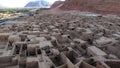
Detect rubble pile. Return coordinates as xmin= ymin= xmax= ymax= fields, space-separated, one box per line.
xmin=0 ymin=11 xmax=120 ymax=68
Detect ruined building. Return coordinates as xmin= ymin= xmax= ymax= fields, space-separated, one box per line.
xmin=0 ymin=11 xmax=120 ymax=68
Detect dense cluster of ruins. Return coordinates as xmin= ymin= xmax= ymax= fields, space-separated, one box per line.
xmin=0 ymin=11 xmax=120 ymax=68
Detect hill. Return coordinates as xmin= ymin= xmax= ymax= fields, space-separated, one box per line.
xmin=52 ymin=0 xmax=120 ymax=14
xmin=51 ymin=1 xmax=64 ymax=9
xmin=25 ymin=0 xmax=50 ymax=8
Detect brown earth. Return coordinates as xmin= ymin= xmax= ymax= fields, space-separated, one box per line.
xmin=51 ymin=0 xmax=120 ymax=14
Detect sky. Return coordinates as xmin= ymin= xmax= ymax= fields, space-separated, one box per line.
xmin=0 ymin=0 xmax=62 ymax=7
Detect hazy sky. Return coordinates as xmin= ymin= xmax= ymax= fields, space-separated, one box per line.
xmin=0 ymin=0 xmax=63 ymax=7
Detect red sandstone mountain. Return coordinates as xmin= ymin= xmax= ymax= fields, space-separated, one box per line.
xmin=51 ymin=1 xmax=64 ymax=9
xmin=52 ymin=0 xmax=120 ymax=14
